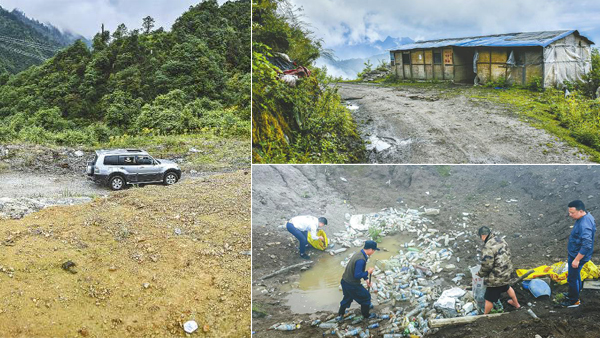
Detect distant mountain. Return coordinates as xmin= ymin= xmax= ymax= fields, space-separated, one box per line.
xmin=316 ymin=53 xmax=391 ymax=79
xmin=317 ymin=36 xmax=414 ymax=79
xmin=330 ymin=36 xmax=414 ymax=60
xmin=0 ymin=6 xmax=88 ymax=74
xmin=11 ymin=9 xmax=90 ymax=47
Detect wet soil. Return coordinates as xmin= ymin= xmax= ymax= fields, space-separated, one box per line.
xmin=336 ymin=83 xmax=592 ymax=164
xmin=252 ymin=165 xmax=600 ymax=337
xmin=0 ymin=171 xmax=251 ymax=337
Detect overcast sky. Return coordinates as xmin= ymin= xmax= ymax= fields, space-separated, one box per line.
xmin=0 ymin=0 xmax=225 ymax=38
xmin=288 ymin=0 xmax=600 ymax=51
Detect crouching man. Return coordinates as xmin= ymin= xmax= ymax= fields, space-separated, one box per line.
xmin=477 ymin=226 xmax=521 ymax=314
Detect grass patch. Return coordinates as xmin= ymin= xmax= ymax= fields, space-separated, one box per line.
xmin=469 ymin=87 xmax=600 ymax=162
xmin=436 ymin=165 xmax=452 ymax=177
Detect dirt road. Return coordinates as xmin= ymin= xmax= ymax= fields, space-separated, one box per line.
xmin=252 ymin=165 xmax=600 ymax=338
xmin=337 ymin=83 xmax=592 ymax=164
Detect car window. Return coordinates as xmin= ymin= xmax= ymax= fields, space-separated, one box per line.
xmin=103 ymin=155 xmax=119 ymax=165
xmin=119 ymin=155 xmax=136 ymax=165
xmin=136 ymin=155 xmax=152 ymax=165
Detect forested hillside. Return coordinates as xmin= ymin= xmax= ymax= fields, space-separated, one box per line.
xmin=252 ymin=0 xmax=365 ymax=163
xmin=0 ymin=0 xmax=250 ymax=146
xmin=0 ymin=6 xmax=77 ymax=73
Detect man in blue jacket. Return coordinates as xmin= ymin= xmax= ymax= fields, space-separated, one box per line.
xmin=561 ymin=200 xmax=596 ymax=307
xmin=337 ymin=240 xmax=379 ymax=320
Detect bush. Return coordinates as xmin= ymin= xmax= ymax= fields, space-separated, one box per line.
xmin=0 ymin=124 xmax=15 ymax=142
xmin=135 ymin=90 xmax=199 ymax=134
xmin=18 ymin=126 xmax=52 ymax=144
xmin=30 ymin=107 xmax=72 ymax=131
xmin=53 ymin=129 xmax=95 ymax=146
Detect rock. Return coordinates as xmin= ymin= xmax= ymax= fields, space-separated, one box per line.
xmin=189 ymin=147 xmax=200 ymax=153
xmin=190 ymin=169 xmax=198 ymax=174
xmin=73 ymin=150 xmax=85 ymax=157
xmin=61 ymin=260 xmax=77 ymax=274
xmin=183 ymin=320 xmax=198 ymax=334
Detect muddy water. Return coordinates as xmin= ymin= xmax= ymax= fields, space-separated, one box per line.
xmin=284 ymin=234 xmax=415 ymax=314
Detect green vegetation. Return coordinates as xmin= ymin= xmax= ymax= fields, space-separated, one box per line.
xmin=472 ymin=87 xmax=600 ymax=161
xmin=368 ymin=225 xmax=383 ymax=243
xmin=436 ymin=165 xmax=452 ymax=177
xmin=0 ymin=0 xmax=250 ymax=154
xmin=252 ymin=0 xmax=365 ymax=163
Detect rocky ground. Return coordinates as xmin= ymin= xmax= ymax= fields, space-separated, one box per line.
xmin=336 ymin=83 xmax=592 ymax=164
xmin=252 ymin=165 xmax=600 ymax=338
xmin=0 ymin=170 xmax=251 ymax=337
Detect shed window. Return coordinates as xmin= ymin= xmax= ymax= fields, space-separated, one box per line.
xmin=433 ymin=51 xmax=442 ymax=64
xmin=402 ymin=53 xmax=411 ymax=65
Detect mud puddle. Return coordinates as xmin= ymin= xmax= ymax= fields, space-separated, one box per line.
xmin=345 ymin=100 xmax=415 ymax=162
xmin=283 ymin=234 xmax=414 ymax=314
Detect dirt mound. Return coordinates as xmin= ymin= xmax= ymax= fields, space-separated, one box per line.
xmin=0 ymin=171 xmax=251 ymax=337
xmin=252 ymin=165 xmax=600 ymax=337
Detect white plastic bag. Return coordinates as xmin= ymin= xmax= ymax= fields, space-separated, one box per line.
xmin=470 ymin=265 xmax=486 ymax=313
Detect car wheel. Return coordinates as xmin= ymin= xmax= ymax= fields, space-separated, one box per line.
xmin=109 ymin=175 xmax=125 ymax=191
xmin=164 ymin=172 xmax=178 ymax=185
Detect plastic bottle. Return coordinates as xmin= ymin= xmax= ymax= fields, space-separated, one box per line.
xmin=380 ymin=314 xmax=391 ymax=320
xmin=345 ymin=328 xmax=361 ymax=336
xmin=368 ymin=323 xmax=380 ymax=329
xmin=275 ymin=324 xmax=297 ymax=331
xmin=311 ymin=319 xmax=322 ymax=326
xmin=319 ymin=322 xmax=338 ymax=329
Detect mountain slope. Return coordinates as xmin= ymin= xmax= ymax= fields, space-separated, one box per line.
xmin=0 ymin=0 xmax=250 ymax=146
xmin=316 ymin=52 xmax=391 ymax=79
xmin=319 ymin=36 xmax=414 ymax=79
xmin=0 ymin=6 xmax=85 ymax=73
xmin=11 ymin=9 xmax=90 ymax=46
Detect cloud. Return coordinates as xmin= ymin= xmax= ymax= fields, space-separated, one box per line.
xmin=288 ymin=0 xmax=600 ymax=54
xmin=0 ymin=0 xmax=227 ymax=38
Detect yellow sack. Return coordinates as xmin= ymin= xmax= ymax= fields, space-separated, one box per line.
xmin=516 ymin=261 xmax=599 ymax=285
xmin=307 ymin=229 xmax=328 ymax=250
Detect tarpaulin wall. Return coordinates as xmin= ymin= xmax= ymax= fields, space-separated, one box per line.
xmin=543 ymin=35 xmax=592 ymax=88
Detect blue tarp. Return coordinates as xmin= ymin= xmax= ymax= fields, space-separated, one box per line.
xmin=390 ymin=30 xmax=594 ymax=51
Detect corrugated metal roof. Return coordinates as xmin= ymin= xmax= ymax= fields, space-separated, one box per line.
xmin=390 ymin=30 xmax=594 ymax=51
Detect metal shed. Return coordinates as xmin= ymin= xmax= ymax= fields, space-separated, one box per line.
xmin=389 ymin=30 xmax=594 ymax=88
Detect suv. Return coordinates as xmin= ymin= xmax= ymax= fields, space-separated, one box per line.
xmin=86 ymin=149 xmax=182 ymax=190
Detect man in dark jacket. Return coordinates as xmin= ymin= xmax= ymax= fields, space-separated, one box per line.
xmin=561 ymin=200 xmax=596 ymax=308
xmin=336 ymin=240 xmax=379 ymax=320
xmin=477 ymin=226 xmax=520 ymax=314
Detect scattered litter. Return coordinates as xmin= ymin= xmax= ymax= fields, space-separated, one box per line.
xmin=340 ymin=177 xmax=348 ymax=182
xmin=183 ymin=320 xmax=198 ymax=333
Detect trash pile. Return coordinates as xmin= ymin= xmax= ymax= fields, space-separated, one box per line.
xmin=271 ymin=207 xmax=493 ymax=337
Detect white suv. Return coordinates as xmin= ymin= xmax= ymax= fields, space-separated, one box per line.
xmin=86 ymin=149 xmax=182 ymax=190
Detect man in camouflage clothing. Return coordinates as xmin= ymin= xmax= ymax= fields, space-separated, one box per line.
xmin=477 ymin=226 xmax=521 ymax=314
